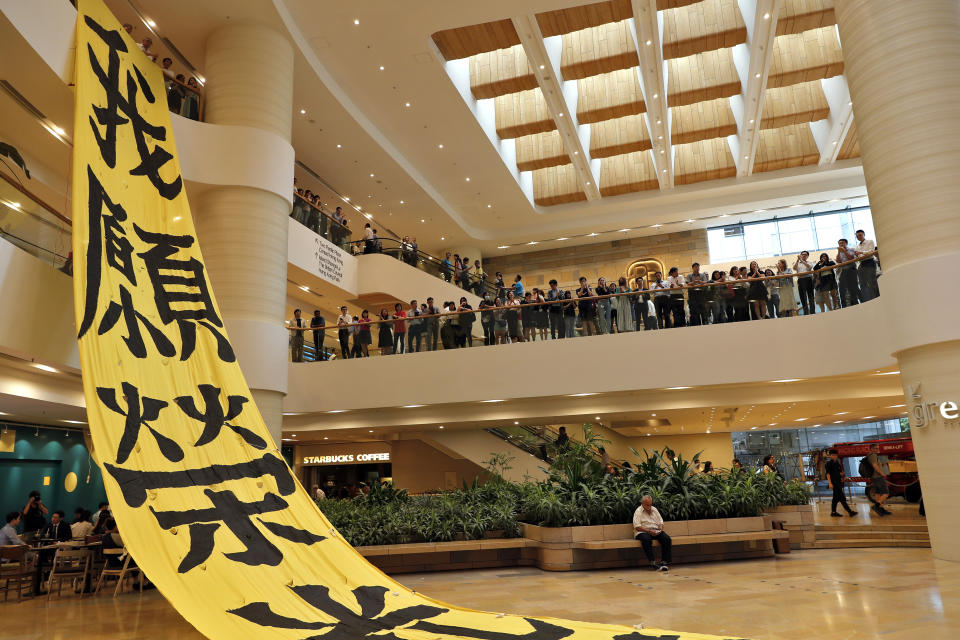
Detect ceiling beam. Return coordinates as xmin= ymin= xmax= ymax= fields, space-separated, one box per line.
xmin=630 ymin=0 xmax=672 ymax=188
xmin=730 ymin=0 xmax=781 ymax=176
xmin=811 ymin=75 xmax=854 ymax=164
xmin=511 ymin=15 xmax=602 ymax=201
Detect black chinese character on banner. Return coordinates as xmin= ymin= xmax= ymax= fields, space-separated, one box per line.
xmin=103 ymin=453 xmax=321 ymax=573
xmin=78 ymin=167 xmax=177 ymax=359
xmin=84 ymin=15 xmax=182 ymax=199
xmin=150 ymin=489 xmax=325 ymax=572
xmin=97 ymin=381 xmax=182 ymax=464
xmin=231 ymin=584 xmax=576 ymax=640
xmin=134 ymin=226 xmax=236 ymax=362
xmin=175 ymin=384 xmax=265 ymax=450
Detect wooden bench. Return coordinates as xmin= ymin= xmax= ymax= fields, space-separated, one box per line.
xmin=575 ymin=529 xmax=790 ymax=550
xmin=357 ymin=538 xmax=533 ymax=574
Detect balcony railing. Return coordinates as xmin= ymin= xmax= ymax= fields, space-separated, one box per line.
xmin=289 ymin=194 xmax=353 ymax=251
xmin=0 ymin=172 xmax=71 ymax=271
xmin=286 ymin=251 xmax=881 ymax=362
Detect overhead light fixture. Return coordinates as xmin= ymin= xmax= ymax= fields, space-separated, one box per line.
xmin=402 ymin=404 xmax=424 ymax=408
xmin=481 ymin=399 xmax=504 ymax=403
xmin=405 ymin=102 xmax=411 ymax=107
xmin=379 ymin=65 xmax=385 ymax=71
xmin=556 ymin=237 xmax=568 ymax=241
xmin=662 ymin=169 xmax=667 ymax=173
xmin=835 ymin=412 xmax=848 ymax=415
xmin=585 ymin=181 xmax=591 ymax=185
xmin=863 ymin=416 xmax=876 ymax=419
xmin=755 ymin=73 xmax=761 ymax=78
xmin=666 ymin=386 xmax=690 ymax=390
xmin=594 ymin=416 xmax=601 ymax=420
xmin=558 ymin=112 xmax=564 ymax=117
xmin=875 ymin=371 xmax=900 ymax=376
xmin=344 ymin=197 xmax=350 ymax=201
xmin=438 ymin=144 xmax=444 ymax=149
xmin=656 ymin=119 xmax=661 ymax=125
xmin=574 ymin=151 xmax=579 ymax=155
xmin=744 ymin=155 xmax=749 ymax=160
xmin=323 ymin=436 xmax=329 ymax=440
xmin=62 ymin=420 xmax=86 ymax=425
xmin=336 ymin=144 xmax=341 ymax=148
xmin=52 ymin=125 xmax=66 ymax=135
xmin=887 ymin=404 xmax=905 ymax=408
xmin=354 ymin=18 xmax=360 ymax=25
xmin=772 ymin=379 xmax=801 ymax=383
xmin=420 ymin=218 xmax=425 ymax=223
xmin=748 ymin=119 xmax=755 ymax=124
xmin=763 ymin=12 xmax=770 ymax=19
xmin=299 ymin=285 xmax=310 ymax=292
xmin=400 ymin=200 xmax=405 ymax=204
xmin=619 ymin=228 xmax=630 ymax=233
xmin=833 ymin=420 xmax=843 ymax=424
xmin=327 ymin=410 xmax=348 ymax=414
xmin=658 ymin=135 xmax=663 ymax=140
xmin=646 ymin=40 xmax=652 ymax=46
xmin=569 ymin=393 xmax=597 ymax=397
xmin=848 ymin=101 xmax=853 ymax=106
xmin=647 ymin=432 xmax=652 ymax=436
xmin=32 ymin=364 xmax=58 ymax=373
xmin=369 ymin=173 xmax=375 ymax=177
xmin=652 ymin=93 xmax=658 ymax=99
xmin=587 ymin=232 xmax=598 ymax=237
xmin=439 ymin=425 xmax=444 ymax=429
xmin=686 ymin=219 xmax=695 ymax=223
xmin=368 ymin=429 xmax=374 ymax=433
xmin=300 ymin=109 xmax=306 ymax=114
xmin=539 ymin=64 xmax=545 ymax=70
xmin=769 ymin=423 xmax=776 ymax=426
xmin=527 ymin=241 xmax=538 ymax=245
xmin=651 ymin=413 xmax=656 ymax=417
xmin=651 ymin=224 xmax=662 ymax=228
xmin=660 ymin=149 xmax=665 ymax=154
xmin=832 ymin=140 xmax=838 ymax=145
xmin=441 ymin=236 xmax=445 ymax=241
xmin=498 ymin=245 xmax=509 ymax=249
xmin=794 ymin=418 xmax=807 ymax=422
xmin=146 ymin=18 xmax=156 ymax=27
xmin=487 ymin=204 xmax=492 ymax=208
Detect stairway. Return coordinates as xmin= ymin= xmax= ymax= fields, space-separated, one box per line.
xmin=813 ymin=522 xmax=930 ymax=549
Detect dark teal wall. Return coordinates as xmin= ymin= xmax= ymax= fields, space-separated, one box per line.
xmin=0 ymin=425 xmax=107 ymax=525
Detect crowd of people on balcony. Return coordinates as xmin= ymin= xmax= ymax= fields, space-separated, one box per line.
xmin=288 ymin=230 xmax=879 ymax=361
xmin=120 ymin=22 xmax=203 ymax=121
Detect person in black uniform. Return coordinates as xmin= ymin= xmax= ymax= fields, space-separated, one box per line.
xmin=825 ymin=449 xmax=857 ymax=517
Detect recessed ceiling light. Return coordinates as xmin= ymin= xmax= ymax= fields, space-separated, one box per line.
xmin=794 ymin=418 xmax=807 ymax=421
xmin=32 ymin=364 xmax=57 ymax=373
xmin=336 ymin=144 xmax=342 ymax=148
xmin=146 ymin=18 xmax=156 ymax=27
xmin=744 ymin=155 xmax=749 ymax=160
xmin=660 ymin=149 xmax=665 ymax=154
xmin=344 ymin=197 xmax=350 ymax=201
xmin=299 ymin=285 xmax=309 ymax=292
xmin=662 ymin=169 xmax=667 ymax=173
xmin=556 ymin=237 xmax=568 ymax=241
xmin=658 ymin=135 xmax=663 ymax=140
xmin=558 ymin=112 xmax=564 ymax=117
xmin=439 ymin=425 xmax=444 ymax=429
xmin=656 ymin=119 xmax=662 ymax=125
xmin=569 ymin=393 xmax=597 ymax=397
xmin=62 ymin=420 xmax=86 ymax=425
xmin=487 ymin=204 xmax=492 ymax=208
xmin=574 ymin=150 xmax=579 ymax=155
xmin=586 ymin=181 xmax=591 ymax=185
xmin=763 ymin=12 xmax=770 ymax=19
xmin=368 ymin=429 xmax=374 ymax=433
xmin=420 ymin=219 xmax=425 ymax=223
xmin=52 ymin=125 xmax=66 ymax=135
xmin=773 ymin=379 xmax=801 ymax=383
xmin=833 ymin=420 xmax=843 ymax=424
xmin=832 ymin=140 xmax=838 ymax=145
xmin=595 ymin=416 xmax=601 ymax=420
xmin=369 ymin=173 xmax=375 ymax=177
xmin=647 ymin=432 xmax=652 ymax=436
xmin=652 ymin=93 xmax=658 ymax=99
xmin=667 ymin=386 xmax=691 ymax=390
xmin=465 ymin=177 xmax=470 ymax=182
xmin=686 ymin=219 xmax=694 ymax=223
xmin=402 ymin=404 xmax=424 ymax=408
xmin=587 ymin=232 xmax=598 ymax=237
xmin=539 ymin=64 xmax=545 ymax=70
xmin=514 ymin=421 xmax=519 ymax=425
xmin=323 ymin=436 xmax=328 ymax=440
xmin=619 ymin=228 xmax=631 ymax=232
xmin=438 ymin=144 xmax=444 ymax=149
xmin=887 ymin=404 xmax=905 ymax=408
xmin=440 ymin=236 xmax=445 ymax=240
xmin=651 ymin=224 xmax=662 ymax=228
xmin=769 ymin=423 xmax=776 ymax=426
xmin=498 ymin=245 xmax=509 ymax=249
xmin=481 ymin=399 xmax=504 ymax=403
xmin=354 ymin=19 xmax=360 ymax=25
xmin=748 ymin=119 xmax=755 ymax=124
xmin=875 ymin=371 xmax=900 ymax=376
xmin=754 ymin=72 xmax=761 ymax=78
xmin=400 ymin=200 xmax=405 ymax=204
xmin=327 ymin=410 xmax=347 ymax=414
xmin=863 ymin=416 xmax=876 ymax=419
xmin=835 ymin=412 xmax=848 ymax=415
xmin=527 ymin=241 xmax=538 ymax=245
xmin=645 ymin=39 xmax=652 ymax=45
xmin=848 ymin=101 xmax=853 ymax=106
xmin=364 ymin=213 xmax=373 ymax=219
xmin=379 ymin=65 xmax=385 ymax=71
xmin=405 ymin=102 xmax=411 ymax=107
xmin=300 ymin=109 xmax=306 ymax=114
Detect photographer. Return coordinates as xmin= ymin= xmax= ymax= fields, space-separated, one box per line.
xmin=22 ymin=490 xmax=48 ymax=534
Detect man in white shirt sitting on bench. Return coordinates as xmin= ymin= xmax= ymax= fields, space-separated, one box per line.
xmin=634 ymin=495 xmax=672 ymax=571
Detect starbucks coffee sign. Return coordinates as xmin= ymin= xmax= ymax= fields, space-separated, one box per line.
xmin=302 ymin=452 xmax=390 ymax=465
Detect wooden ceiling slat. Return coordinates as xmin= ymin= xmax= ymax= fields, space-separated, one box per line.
xmin=666 ymin=47 xmax=741 ymax=107
xmin=753 ymin=123 xmax=821 ymax=173
xmin=590 ymin=114 xmax=652 ymax=158
xmin=670 ymin=96 xmax=737 ymax=145
xmin=767 ymin=26 xmax=844 ymax=89
xmin=495 ymin=88 xmax=557 ymax=139
xmin=532 ymin=164 xmax=587 ymax=206
xmin=516 ymin=130 xmax=570 ymax=171
xmin=778 ymin=0 xmax=835 ymax=36
xmin=599 ymin=151 xmax=660 ymax=196
xmin=432 ymin=19 xmax=520 ymax=60
xmin=760 ymin=80 xmax=830 ymax=129
xmin=470 ymin=45 xmax=538 ymax=100
xmin=674 ymin=137 xmax=736 ymax=185
xmin=837 ymin=118 xmax=860 ymax=160
xmin=662 ymin=0 xmax=747 ymax=59
xmin=561 ymin=21 xmax=639 ymax=80
xmin=536 ymin=0 xmax=632 ymax=38
xmin=577 ymin=68 xmax=647 ymax=124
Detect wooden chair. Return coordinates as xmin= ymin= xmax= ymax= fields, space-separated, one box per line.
xmin=46 ymin=547 xmax=91 ymax=600
xmin=95 ymin=548 xmax=143 ymax=597
xmin=0 ymin=545 xmax=35 ymax=602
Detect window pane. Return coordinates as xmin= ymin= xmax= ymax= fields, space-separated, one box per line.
xmin=776 ymin=217 xmax=816 ymax=255
xmin=707 ymin=227 xmax=746 ymax=263
xmin=813 ymin=212 xmax=846 ymax=251
xmin=743 ymin=221 xmax=779 ymax=259
xmin=851 ymin=209 xmax=877 ymax=244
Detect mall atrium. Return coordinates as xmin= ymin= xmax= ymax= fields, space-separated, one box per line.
xmin=0 ymin=0 xmax=958 ymax=638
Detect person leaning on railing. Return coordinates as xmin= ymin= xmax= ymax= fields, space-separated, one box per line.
xmin=285 ymin=248 xmax=879 ymax=360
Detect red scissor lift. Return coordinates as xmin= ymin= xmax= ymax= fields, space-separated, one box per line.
xmin=832 ymin=435 xmax=922 ymax=502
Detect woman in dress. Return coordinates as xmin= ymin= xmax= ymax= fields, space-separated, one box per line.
xmin=595 ymin=277 xmax=612 ymax=334
xmin=614 ymin=277 xmax=635 ymax=332
xmin=493 ymin=297 xmax=508 ymax=344
xmin=746 ymin=261 xmax=768 ymax=320
xmin=505 ymin=290 xmax=522 ymax=343
xmin=775 ymin=259 xmax=797 ymax=317
xmin=357 ymin=309 xmax=373 ymax=357
xmin=562 ymin=291 xmax=577 ymax=338
xmin=533 ymin=289 xmax=549 ymax=341
xmin=814 ymin=252 xmax=839 ymax=312
xmin=377 ymin=309 xmax=393 ymax=355
xmin=520 ymin=292 xmax=536 ymax=342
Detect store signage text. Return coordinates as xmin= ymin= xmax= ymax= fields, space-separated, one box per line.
xmin=302 ymin=452 xmax=391 ymax=465
xmin=909 ymin=383 xmax=959 ymax=428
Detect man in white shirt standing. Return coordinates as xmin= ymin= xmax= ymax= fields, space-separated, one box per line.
xmin=854 ymin=229 xmax=879 ymax=301
xmin=793 ymin=250 xmax=816 ymax=315
xmin=836 ymin=239 xmax=861 ymax=307
xmin=633 ymin=495 xmax=672 ymax=571
xmin=336 ymin=306 xmax=353 ymax=359
xmin=289 ymin=309 xmax=306 ymax=363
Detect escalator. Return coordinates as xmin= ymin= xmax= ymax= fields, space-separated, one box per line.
xmin=484 ymin=424 xmax=615 ymax=469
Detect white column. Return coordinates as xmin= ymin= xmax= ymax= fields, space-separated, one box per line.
xmin=194 ymin=24 xmax=294 ymax=446
xmin=836 ymin=0 xmax=960 ymax=561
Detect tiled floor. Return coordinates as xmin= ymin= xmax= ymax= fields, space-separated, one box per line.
xmin=5 ymin=546 xmax=958 ymax=639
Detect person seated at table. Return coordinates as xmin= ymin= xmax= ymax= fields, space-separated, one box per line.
xmin=1 ymin=511 xmax=25 ymax=547
xmin=633 ymin=495 xmax=672 ymax=572
xmin=70 ymin=508 xmax=94 ymax=539
xmin=40 ymin=511 xmax=72 ymax=542
xmin=100 ymin=519 xmax=124 ymax=568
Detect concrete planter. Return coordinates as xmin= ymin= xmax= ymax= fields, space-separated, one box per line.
xmin=765 ymin=504 xmax=816 ymax=548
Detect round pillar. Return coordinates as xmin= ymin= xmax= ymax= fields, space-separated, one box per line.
xmin=195 ymin=24 xmax=294 ymax=445
xmin=836 ymin=0 xmax=960 ymax=560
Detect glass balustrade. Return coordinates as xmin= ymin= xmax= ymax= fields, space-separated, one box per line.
xmin=0 ymin=172 xmax=72 ymax=270
xmin=286 ymin=251 xmax=882 ymax=362
xmin=290 ymin=194 xmax=354 ymax=251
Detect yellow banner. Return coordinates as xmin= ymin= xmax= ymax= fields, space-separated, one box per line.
xmin=71 ymin=1 xmax=733 ymax=638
